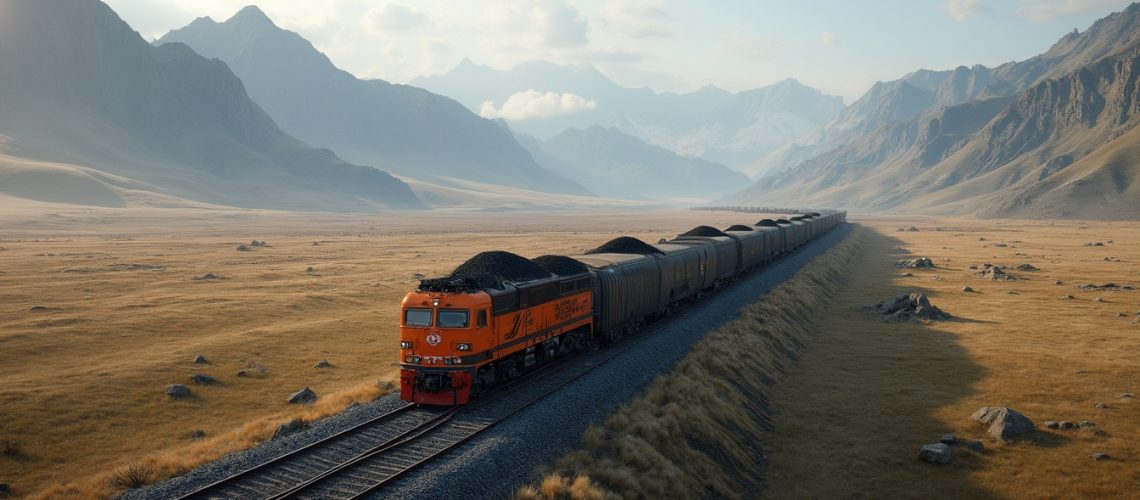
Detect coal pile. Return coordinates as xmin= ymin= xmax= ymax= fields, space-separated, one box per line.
xmin=725 ymin=224 xmax=754 ymax=232
xmin=451 ymin=251 xmax=553 ymax=282
xmin=678 ymin=226 xmax=728 ymax=237
xmin=756 ymin=219 xmax=779 ymax=227
xmin=532 ymin=255 xmax=589 ymax=276
xmin=587 ymin=236 xmax=664 ymax=255
xmin=864 ymin=292 xmax=951 ymax=322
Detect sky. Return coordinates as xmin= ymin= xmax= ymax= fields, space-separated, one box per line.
xmin=104 ymin=0 xmax=1135 ymax=103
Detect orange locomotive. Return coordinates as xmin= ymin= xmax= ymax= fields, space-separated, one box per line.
xmin=399 ymin=263 xmax=593 ymax=405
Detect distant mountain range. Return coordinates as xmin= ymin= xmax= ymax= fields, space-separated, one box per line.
xmin=516 ymin=126 xmax=751 ymax=201
xmin=0 ymin=0 xmax=423 ymax=211
xmin=412 ymin=61 xmax=844 ymax=177
xmin=733 ymin=2 xmax=1140 ymax=219
xmin=157 ymin=7 xmax=590 ymax=198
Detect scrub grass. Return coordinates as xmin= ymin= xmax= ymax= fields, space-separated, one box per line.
xmin=519 ymin=226 xmax=864 ymax=498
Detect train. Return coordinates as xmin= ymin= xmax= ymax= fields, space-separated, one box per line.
xmin=398 ymin=212 xmax=847 ymax=405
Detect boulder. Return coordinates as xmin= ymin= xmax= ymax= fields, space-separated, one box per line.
xmin=963 ymin=440 xmax=985 ymax=452
xmin=939 ymin=434 xmax=955 ymax=445
xmin=1079 ymin=420 xmax=1095 ymax=428
xmin=1092 ymin=452 xmax=1110 ymax=460
xmin=189 ymin=374 xmax=217 ymax=385
xmin=166 ymin=384 xmax=192 ymax=398
xmin=1059 ymin=421 xmax=1076 ymax=430
xmin=865 ymin=292 xmax=951 ymax=322
xmin=1094 ymin=402 xmax=1107 ymax=409
xmin=313 ymin=360 xmax=333 ymax=369
xmin=971 ymin=407 xmax=1035 ymax=441
xmin=272 ymin=419 xmax=306 ymax=439
xmin=897 ymin=258 xmax=934 ymax=269
xmin=962 ymin=286 xmax=974 ymax=293
xmin=1015 ymin=263 xmax=1039 ymax=271
xmin=287 ymin=387 xmax=317 ymax=404
xmin=1044 ymin=421 xmax=1059 ymax=429
xmin=236 ymin=244 xmax=250 ymax=251
xmin=918 ymin=443 xmax=952 ymax=464
xmin=193 ymin=354 xmax=208 ymax=364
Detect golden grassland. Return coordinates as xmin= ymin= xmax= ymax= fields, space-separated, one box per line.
xmin=0 ymin=204 xmax=772 ymax=498
xmin=523 ymin=218 xmax=1140 ymax=498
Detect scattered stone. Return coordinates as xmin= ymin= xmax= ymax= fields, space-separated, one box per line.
xmin=918 ymin=443 xmax=952 ymax=464
xmin=313 ymin=360 xmax=333 ymax=369
xmin=1121 ymin=393 xmax=1135 ymax=399
xmin=28 ymin=305 xmax=47 ymax=311
xmin=236 ymin=245 xmax=250 ymax=252
xmin=897 ymin=226 xmax=920 ymax=232
xmin=272 ymin=419 xmax=306 ymax=439
xmin=312 ymin=242 xmax=320 ymax=246
xmin=1080 ymin=283 xmax=1127 ymax=291
xmin=306 ymin=266 xmax=315 ymax=273
xmin=1086 ymin=242 xmax=1105 ymax=247
xmin=1079 ymin=420 xmax=1095 ymax=428
xmin=1015 ymin=263 xmax=1039 ymax=271
xmin=899 ymin=272 xmax=914 ymax=277
xmin=962 ymin=286 xmax=974 ymax=293
xmin=978 ymin=237 xmax=987 ymax=241
xmin=864 ymin=292 xmax=952 ymax=322
xmin=897 ymin=257 xmax=935 ymax=269
xmin=193 ymin=354 xmax=208 ymax=364
xmin=963 ymin=440 xmax=985 ymax=452
xmin=974 ymin=263 xmax=1018 ymax=281
xmin=166 ymin=384 xmax=192 ymax=399
xmin=1092 ymin=452 xmax=1110 ymax=460
xmin=939 ymin=434 xmax=956 ymax=445
xmin=1044 ymin=421 xmax=1059 ymax=429
xmin=189 ymin=374 xmax=217 ymax=385
xmin=287 ymin=387 xmax=318 ymax=404
xmin=971 ymin=406 xmax=1035 ymax=441
xmin=1060 ymin=421 xmax=1076 ymax=430
xmin=1007 ymin=290 xmax=1020 ymax=295
xmin=1094 ymin=402 xmax=1107 ymax=409
xmin=236 ymin=370 xmax=250 ymax=377
xmin=1055 ymin=280 xmax=1064 ymax=285
xmin=1094 ymin=297 xmax=1105 ymax=302
xmin=992 ymin=242 xmax=1008 ymax=248
xmin=191 ymin=273 xmax=222 ymax=281
xmin=1061 ymin=295 xmax=1075 ymax=300
xmin=250 ymin=240 xmax=265 ymax=247
xmin=969 ymin=265 xmax=979 ymax=270
xmin=186 ymin=430 xmax=206 ymax=440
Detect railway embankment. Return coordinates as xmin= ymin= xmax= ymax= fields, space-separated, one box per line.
xmin=518 ymin=225 xmax=864 ymax=498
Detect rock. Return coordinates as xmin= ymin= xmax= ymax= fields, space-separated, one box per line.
xmin=971 ymin=407 xmax=1035 ymax=441
xmin=1061 ymin=295 xmax=1075 ymax=300
xmin=1007 ymin=290 xmax=1020 ymax=295
xmin=287 ymin=387 xmax=317 ymax=404
xmin=236 ymin=244 xmax=250 ymax=251
xmin=189 ymin=374 xmax=217 ymax=385
xmin=312 ymin=241 xmax=320 ymax=246
xmin=962 ymin=286 xmax=974 ymax=293
xmin=1121 ymin=393 xmax=1135 ymax=399
xmin=975 ymin=263 xmax=1017 ymax=281
xmin=1079 ymin=420 xmax=1095 ymax=428
xmin=1060 ymin=421 xmax=1076 ymax=430
xmin=236 ymin=369 xmax=250 ymax=377
xmin=193 ymin=354 xmax=208 ymax=364
xmin=306 ymin=266 xmax=315 ymax=273
xmin=918 ymin=443 xmax=952 ymax=464
xmin=1015 ymin=263 xmax=1039 ymax=271
xmin=166 ymin=384 xmax=192 ymax=398
xmin=978 ymin=237 xmax=986 ymax=241
xmin=192 ymin=273 xmax=222 ymax=281
xmin=313 ymin=360 xmax=333 ymax=369
xmin=1086 ymin=242 xmax=1105 ymax=247
xmin=186 ymin=430 xmax=206 ymax=440
xmin=1044 ymin=421 xmax=1059 ymax=429
xmin=1094 ymin=297 xmax=1105 ymax=302
xmin=939 ymin=434 xmax=956 ymax=445
xmin=1055 ymin=280 xmax=1063 ymax=285
xmin=969 ymin=265 xmax=979 ymax=270
xmin=897 ymin=258 xmax=934 ymax=269
xmin=28 ymin=305 xmax=47 ymax=311
xmin=1092 ymin=452 xmax=1110 ymax=460
xmin=272 ymin=419 xmax=306 ymax=439
xmin=1094 ymin=402 xmax=1107 ymax=409
xmin=865 ymin=292 xmax=951 ymax=322
xmin=900 ymin=272 xmax=914 ymax=277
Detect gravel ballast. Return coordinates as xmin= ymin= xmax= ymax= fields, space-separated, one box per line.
xmin=129 ymin=224 xmax=851 ymax=500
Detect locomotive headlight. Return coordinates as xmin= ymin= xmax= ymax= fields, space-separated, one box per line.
xmin=400 ymin=340 xmax=413 ymax=349
xmin=432 ymin=298 xmax=440 ymax=307
xmin=456 ymin=343 xmax=471 ymax=351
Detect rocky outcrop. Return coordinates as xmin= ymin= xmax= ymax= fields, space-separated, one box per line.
xmin=971 ymin=407 xmax=1035 ymax=441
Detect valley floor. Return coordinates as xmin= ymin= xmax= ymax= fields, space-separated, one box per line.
xmin=0 ymin=204 xmax=769 ymax=498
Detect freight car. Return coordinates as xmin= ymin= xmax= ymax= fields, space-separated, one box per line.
xmin=399 ymin=211 xmax=846 ymax=405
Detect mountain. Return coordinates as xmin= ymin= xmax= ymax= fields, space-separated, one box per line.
xmin=734 ymin=2 xmax=1140 ymax=218
xmin=156 ymin=7 xmax=589 ymax=197
xmin=0 ymin=0 xmax=423 ymax=211
xmin=412 ymin=61 xmax=843 ymax=176
xmin=527 ymin=126 xmax=751 ymax=201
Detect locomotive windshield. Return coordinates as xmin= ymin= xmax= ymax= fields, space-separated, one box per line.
xmin=404 ymin=308 xmax=432 ymax=327
xmin=437 ymin=309 xmax=469 ymax=328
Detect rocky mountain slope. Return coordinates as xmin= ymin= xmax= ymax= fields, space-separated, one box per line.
xmin=735 ymin=3 xmax=1140 ymax=219
xmin=157 ymin=7 xmax=588 ymax=197
xmin=0 ymin=0 xmax=423 ymax=211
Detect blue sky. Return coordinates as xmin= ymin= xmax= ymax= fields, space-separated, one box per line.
xmin=105 ymin=0 xmax=1135 ymax=102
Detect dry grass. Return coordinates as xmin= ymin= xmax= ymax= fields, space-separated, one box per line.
xmin=519 ymin=226 xmax=864 ymax=499
xmin=0 ymin=206 xmax=777 ymax=498
xmin=761 ymin=217 xmax=1140 ymax=498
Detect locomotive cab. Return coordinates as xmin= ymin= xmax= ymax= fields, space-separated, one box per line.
xmin=399 ymin=279 xmax=494 ymax=405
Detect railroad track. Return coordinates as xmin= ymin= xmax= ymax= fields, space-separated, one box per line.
xmin=176 ymin=249 xmax=810 ymax=500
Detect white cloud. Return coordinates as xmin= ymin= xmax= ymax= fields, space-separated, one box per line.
xmin=820 ymin=31 xmax=838 ymax=46
xmin=485 ymin=0 xmax=589 ymax=48
xmin=479 ymin=90 xmax=597 ymax=120
xmin=1015 ymin=0 xmax=1126 ymax=22
xmin=942 ymin=0 xmax=984 ymax=21
xmin=366 ymin=4 xmax=429 ymax=32
xmin=599 ymin=0 xmax=670 ymax=38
